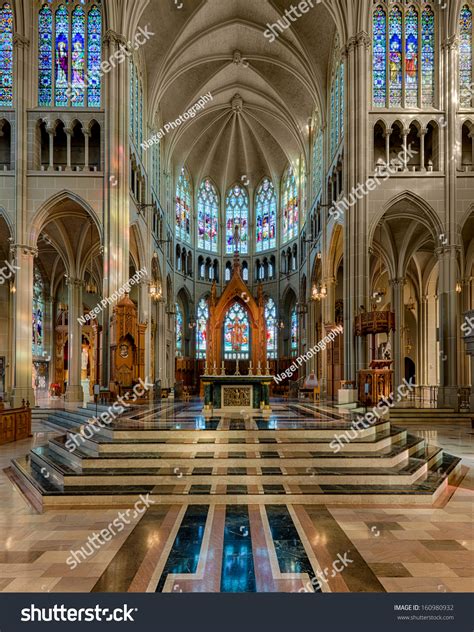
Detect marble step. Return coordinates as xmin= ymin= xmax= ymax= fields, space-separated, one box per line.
xmin=31 ymin=446 xmax=444 ymax=486
xmin=28 ymin=436 xmax=427 ymax=487
xmin=46 ymin=435 xmax=439 ymax=476
xmin=50 ymin=428 xmax=406 ymax=461
xmin=7 ymin=452 xmax=462 ymax=509
xmin=58 ymin=418 xmax=392 ymax=441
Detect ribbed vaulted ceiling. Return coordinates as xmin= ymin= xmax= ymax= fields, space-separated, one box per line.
xmin=138 ymin=0 xmax=337 ymax=192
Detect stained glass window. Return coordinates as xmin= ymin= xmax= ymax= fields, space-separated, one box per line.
xmin=300 ymin=158 xmax=307 ymax=223
xmin=226 ymin=184 xmax=249 ymax=255
xmin=312 ymin=129 xmax=323 ymax=201
xmin=339 ymin=63 xmax=344 ymax=139
xmin=373 ymin=6 xmax=387 ymax=107
xmin=87 ymin=5 xmax=101 ymax=107
xmin=197 ymin=179 xmax=219 ymax=253
xmin=0 ymin=3 xmax=13 ymax=107
xmin=373 ymin=3 xmax=435 ymax=108
xmin=129 ymin=61 xmax=135 ymax=137
xmin=32 ymin=267 xmax=45 ymax=357
xmin=330 ymin=81 xmax=336 ymax=156
xmin=330 ymin=52 xmax=344 ymax=158
xmin=224 ymin=302 xmax=250 ymax=360
xmin=290 ymin=307 xmax=298 ymax=355
xmin=460 ymin=5 xmax=473 ymax=107
xmin=255 ymin=177 xmax=277 ymax=252
xmin=55 ymin=5 xmax=69 ymax=107
xmin=176 ymin=168 xmax=192 ymax=243
xmin=151 ymin=137 xmax=160 ymax=198
xmin=389 ymin=7 xmax=402 ymax=107
xmin=281 ymin=166 xmax=298 ymax=243
xmin=39 ymin=5 xmax=53 ymax=107
xmin=405 ymin=6 xmax=418 ymax=107
xmin=196 ymin=298 xmax=208 ymax=359
xmin=421 ymin=7 xmax=435 ymax=107
xmin=265 ymin=298 xmax=277 ymax=359
xmin=38 ymin=2 xmax=102 ymax=108
xmin=176 ymin=303 xmax=183 ymax=356
xmin=71 ymin=6 xmax=85 ymax=106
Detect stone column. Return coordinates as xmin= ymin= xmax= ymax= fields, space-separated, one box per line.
xmin=343 ymin=33 xmax=371 ymax=382
xmin=384 ymin=129 xmax=392 ymax=165
xmin=390 ymin=278 xmax=405 ymax=389
xmin=139 ymin=279 xmax=152 ymax=382
xmin=101 ymin=30 xmax=131 ymax=386
xmin=64 ymin=278 xmax=84 ymax=405
xmin=11 ymin=33 xmax=33 ymax=406
xmin=419 ymin=128 xmax=427 ymax=172
xmin=436 ymin=245 xmax=460 ymax=409
xmin=48 ymin=296 xmax=56 ymax=387
xmin=436 ymin=33 xmax=460 ymax=410
xmin=461 ymin=309 xmax=474 ymax=411
xmin=402 ymin=129 xmax=409 ymax=171
xmin=46 ymin=125 xmax=55 ymax=171
xmin=83 ymin=128 xmax=90 ymax=171
xmin=11 ymin=246 xmax=35 ymax=407
xmin=65 ymin=126 xmax=72 ymax=171
xmin=418 ymin=294 xmax=429 ymax=386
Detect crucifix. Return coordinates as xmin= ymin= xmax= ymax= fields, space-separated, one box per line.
xmin=233 ymin=224 xmax=240 ymax=254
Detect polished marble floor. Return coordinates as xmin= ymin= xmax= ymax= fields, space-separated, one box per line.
xmin=0 ymin=404 xmax=473 ymax=593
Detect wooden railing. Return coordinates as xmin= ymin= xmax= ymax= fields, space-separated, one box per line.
xmin=0 ymin=400 xmax=32 ymax=445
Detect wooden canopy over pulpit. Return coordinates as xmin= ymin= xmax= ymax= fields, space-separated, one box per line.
xmin=110 ymin=294 xmax=147 ymax=394
xmin=206 ymin=255 xmax=267 ymax=372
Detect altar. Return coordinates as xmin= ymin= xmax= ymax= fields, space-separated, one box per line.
xmin=202 ymin=373 xmax=273 ymax=414
xmin=200 ymin=248 xmax=273 ymax=415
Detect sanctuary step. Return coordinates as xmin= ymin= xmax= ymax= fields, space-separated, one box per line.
xmin=389 ymin=408 xmax=473 ymax=423
xmin=8 ymin=403 xmax=463 ymax=511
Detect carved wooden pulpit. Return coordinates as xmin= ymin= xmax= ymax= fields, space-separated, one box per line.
xmin=110 ymin=294 xmax=147 ymax=388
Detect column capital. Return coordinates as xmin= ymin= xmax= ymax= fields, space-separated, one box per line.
xmin=389 ymin=277 xmax=406 ymax=288
xmin=442 ymin=35 xmax=458 ymax=51
xmin=66 ymin=277 xmax=84 ymax=288
xmin=103 ymin=29 xmax=128 ymax=47
xmin=345 ymin=31 xmax=370 ymax=54
xmin=434 ymin=244 xmax=461 ymax=259
xmin=10 ymin=243 xmax=37 ymax=258
xmin=13 ymin=33 xmax=29 ymax=49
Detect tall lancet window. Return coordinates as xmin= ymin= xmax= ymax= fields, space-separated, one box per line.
xmin=372 ymin=3 xmax=435 ymax=108
xmin=176 ymin=303 xmax=184 ymax=356
xmin=255 ymin=177 xmax=277 ymax=253
xmin=175 ymin=167 xmax=192 ymax=243
xmin=32 ymin=267 xmax=45 ymax=357
xmin=460 ymin=5 xmax=473 ymax=107
xmin=0 ymin=3 xmax=13 ymax=107
xmin=38 ymin=1 xmax=102 ymax=108
xmin=312 ymin=127 xmax=323 ymax=202
xmin=290 ymin=306 xmax=298 ymax=356
xmin=265 ymin=298 xmax=277 ymax=359
xmin=281 ymin=165 xmax=298 ymax=243
xmin=224 ymin=302 xmax=250 ymax=360
xmin=196 ymin=298 xmax=209 ymax=359
xmin=225 ymin=184 xmax=249 ymax=255
xmin=197 ymin=178 xmax=219 ymax=253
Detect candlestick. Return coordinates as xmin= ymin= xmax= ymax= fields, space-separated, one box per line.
xmin=221 ymin=361 xmax=226 ymax=376
xmin=256 ymin=361 xmax=262 ymax=376
xmin=248 ymin=360 xmax=253 ymax=376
